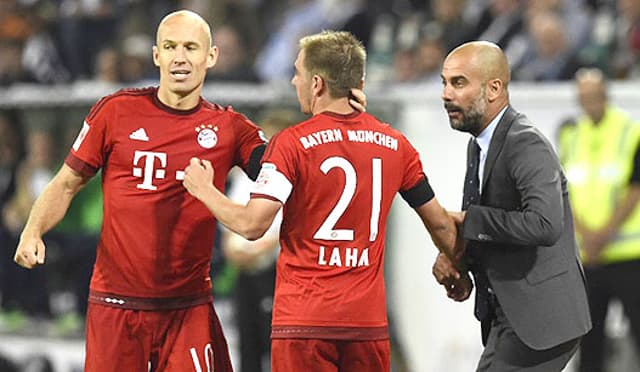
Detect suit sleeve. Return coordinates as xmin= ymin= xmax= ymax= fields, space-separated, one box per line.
xmin=464 ymin=130 xmax=564 ymax=247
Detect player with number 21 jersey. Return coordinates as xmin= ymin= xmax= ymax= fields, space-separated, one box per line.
xmin=252 ymin=110 xmax=432 ymax=340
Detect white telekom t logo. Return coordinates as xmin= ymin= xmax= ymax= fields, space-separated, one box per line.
xmin=133 ymin=151 xmax=167 ymax=190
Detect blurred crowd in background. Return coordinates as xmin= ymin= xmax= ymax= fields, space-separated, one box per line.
xmin=2 ymin=0 xmax=640 ymax=371
xmin=1 ymin=0 xmax=640 ymax=87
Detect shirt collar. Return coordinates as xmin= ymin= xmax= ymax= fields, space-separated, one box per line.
xmin=475 ymin=106 xmax=508 ymax=153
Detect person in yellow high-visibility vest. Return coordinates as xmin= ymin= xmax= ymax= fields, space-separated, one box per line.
xmin=560 ymin=67 xmax=640 ymax=372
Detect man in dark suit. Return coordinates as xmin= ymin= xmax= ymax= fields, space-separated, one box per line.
xmin=432 ymin=41 xmax=592 ymax=371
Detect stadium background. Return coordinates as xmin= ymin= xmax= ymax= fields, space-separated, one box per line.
xmin=2 ymin=0 xmax=640 ymax=371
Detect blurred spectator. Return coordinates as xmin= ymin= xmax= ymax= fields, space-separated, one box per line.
xmin=392 ymin=47 xmax=417 ymax=83
xmin=3 ymin=130 xmax=57 ymax=233
xmin=93 ymin=46 xmax=121 ymax=83
xmin=390 ymin=36 xmax=445 ymax=84
xmin=611 ymin=0 xmax=640 ymax=78
xmin=0 ymin=122 xmax=51 ymax=330
xmin=119 ymin=33 xmax=154 ymax=84
xmin=0 ymin=112 xmax=24 ymax=210
xmin=254 ymin=0 xmax=369 ymax=82
xmin=0 ymin=1 xmax=34 ymax=85
xmin=526 ymin=0 xmax=592 ymax=51
xmin=471 ymin=0 xmax=525 ymax=50
xmin=413 ymin=36 xmax=446 ymax=83
xmin=55 ymin=0 xmax=124 ymax=80
xmin=0 ymin=0 xmax=33 ymax=42
xmin=0 ymin=354 xmax=19 ymax=372
xmin=0 ymin=40 xmax=29 ymax=86
xmin=0 ymin=115 xmax=26 ymax=320
xmin=224 ymin=108 xmax=298 ymax=372
xmin=506 ymin=0 xmax=592 ymax=80
xmin=559 ymin=68 xmax=640 ymax=372
xmin=422 ymin=0 xmax=475 ymax=53
xmin=20 ymin=1 xmax=71 ymax=85
xmin=512 ymin=11 xmax=581 ymax=81
xmin=208 ymin=24 xmax=260 ymax=82
xmin=0 ymin=0 xmax=71 ymax=84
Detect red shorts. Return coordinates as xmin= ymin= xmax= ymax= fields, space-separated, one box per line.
xmin=271 ymin=339 xmax=390 ymax=372
xmin=84 ymin=302 xmax=232 ymax=372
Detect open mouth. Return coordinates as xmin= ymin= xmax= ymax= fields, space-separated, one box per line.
xmin=446 ymin=109 xmax=462 ymax=120
xmin=170 ymin=70 xmax=191 ymax=81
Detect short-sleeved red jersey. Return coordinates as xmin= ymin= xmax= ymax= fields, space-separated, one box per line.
xmin=251 ymin=111 xmax=429 ymax=340
xmin=65 ymin=87 xmax=265 ymax=307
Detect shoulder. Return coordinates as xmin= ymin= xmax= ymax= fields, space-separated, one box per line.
xmin=201 ymin=101 xmax=259 ymax=128
xmin=505 ymin=110 xmax=546 ymax=144
xmin=87 ymin=87 xmax=155 ymax=121
xmin=503 ymin=113 xmax=557 ymax=161
xmin=361 ymin=113 xmax=415 ymax=149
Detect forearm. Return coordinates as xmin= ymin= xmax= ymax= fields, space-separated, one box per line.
xmin=197 ymin=185 xmax=268 ymax=240
xmin=21 ymin=174 xmax=80 ymax=238
xmin=428 ymin=218 xmax=457 ymax=259
xmin=604 ymin=186 xmax=640 ymax=237
xmin=415 ymin=200 xmax=458 ymax=259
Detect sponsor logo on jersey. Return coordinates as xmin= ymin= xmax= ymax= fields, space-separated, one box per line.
xmin=129 ymin=128 xmax=150 ymax=142
xmin=132 ymin=150 xmax=167 ymax=190
xmin=195 ymin=124 xmax=218 ymax=149
xmin=72 ymin=121 xmax=90 ymax=151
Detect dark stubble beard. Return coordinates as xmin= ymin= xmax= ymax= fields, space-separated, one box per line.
xmin=446 ymin=87 xmax=487 ymax=134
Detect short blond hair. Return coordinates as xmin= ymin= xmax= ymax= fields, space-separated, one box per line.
xmin=299 ymin=31 xmax=366 ymax=99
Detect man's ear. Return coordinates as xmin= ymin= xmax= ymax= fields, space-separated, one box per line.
xmin=207 ymin=45 xmax=219 ymax=69
xmin=312 ymin=75 xmax=324 ymax=96
xmin=152 ymin=45 xmax=160 ymax=67
xmin=487 ymin=78 xmax=503 ymax=102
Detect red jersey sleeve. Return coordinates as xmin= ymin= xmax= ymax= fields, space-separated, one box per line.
xmin=260 ymin=128 xmax=299 ymax=185
xmin=65 ymin=96 xmax=113 ymax=177
xmin=399 ymin=133 xmax=427 ymax=192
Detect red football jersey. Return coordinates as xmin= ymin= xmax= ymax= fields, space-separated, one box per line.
xmin=65 ymin=87 xmax=265 ymax=305
xmin=252 ymin=111 xmax=428 ymax=340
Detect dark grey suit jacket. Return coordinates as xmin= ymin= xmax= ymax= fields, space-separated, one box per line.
xmin=464 ymin=106 xmax=592 ymax=350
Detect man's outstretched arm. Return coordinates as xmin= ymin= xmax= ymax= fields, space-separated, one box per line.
xmin=15 ymin=164 xmax=89 ymax=268
xmin=183 ymin=157 xmax=281 ymax=240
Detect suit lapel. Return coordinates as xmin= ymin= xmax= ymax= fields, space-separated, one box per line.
xmin=481 ymin=106 xmax=519 ymax=192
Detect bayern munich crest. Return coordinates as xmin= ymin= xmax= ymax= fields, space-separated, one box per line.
xmin=195 ymin=124 xmax=218 ymax=149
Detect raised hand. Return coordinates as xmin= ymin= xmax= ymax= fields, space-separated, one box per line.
xmin=349 ymin=89 xmax=367 ymax=113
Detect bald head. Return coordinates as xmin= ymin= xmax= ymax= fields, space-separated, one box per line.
xmin=157 ymin=10 xmax=212 ymax=50
xmin=447 ymin=41 xmax=510 ymax=86
xmin=441 ymin=41 xmax=511 ymax=136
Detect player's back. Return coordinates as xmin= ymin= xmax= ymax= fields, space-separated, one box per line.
xmin=260 ymin=111 xmax=426 ymax=337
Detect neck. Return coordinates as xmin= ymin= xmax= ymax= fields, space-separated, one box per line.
xmin=478 ymin=101 xmax=508 ymax=134
xmin=157 ymin=85 xmax=202 ymax=110
xmin=311 ymin=96 xmax=354 ymax=116
xmin=590 ymin=113 xmax=605 ymax=125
